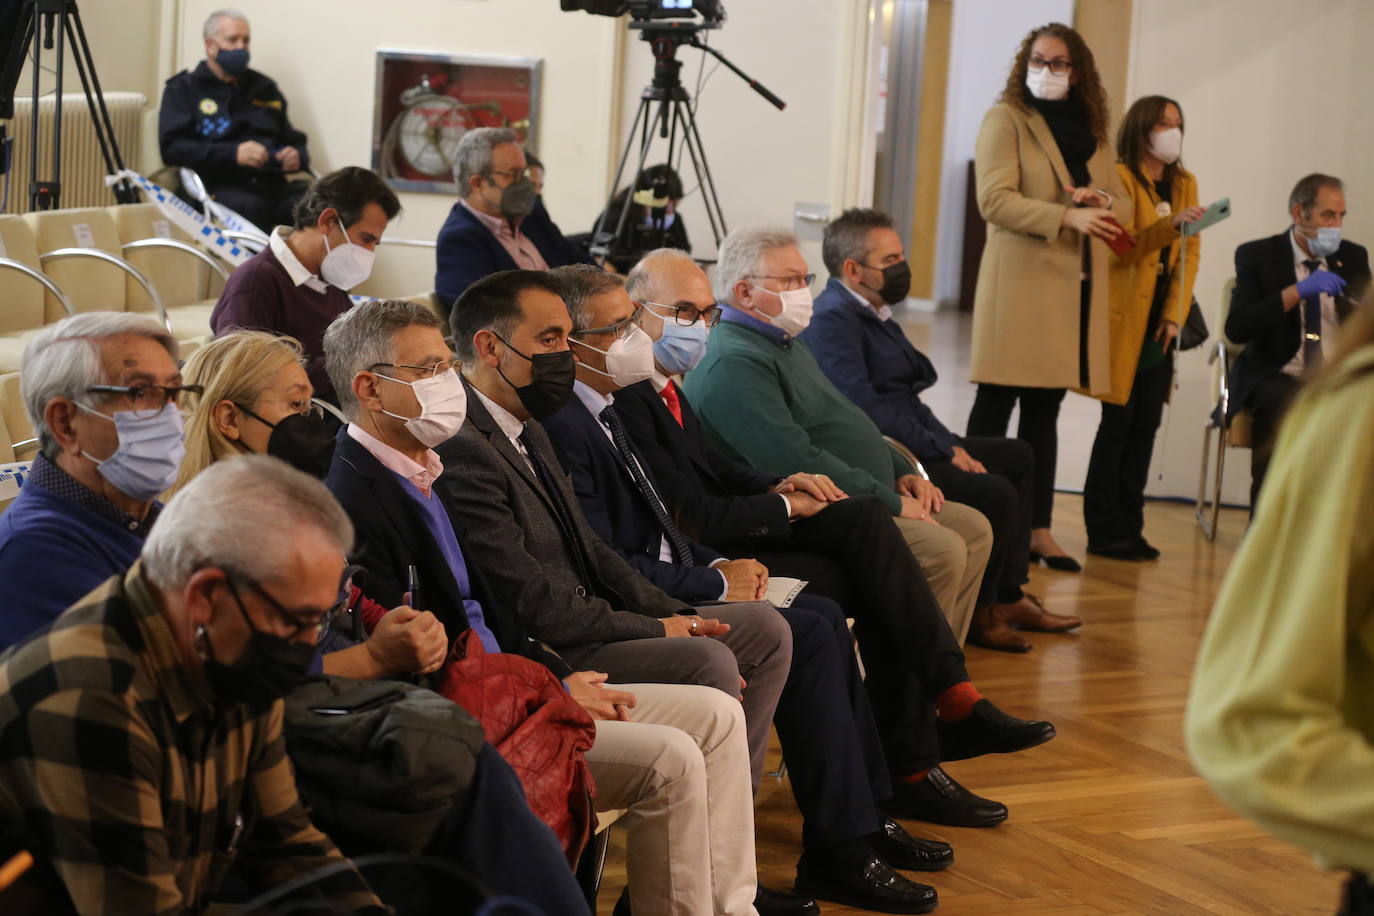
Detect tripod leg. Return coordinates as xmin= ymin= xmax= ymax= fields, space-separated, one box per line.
xmin=27 ymin=14 xmax=42 ymax=211
xmin=674 ymin=101 xmax=727 ymax=246
xmin=67 ymin=11 xmax=135 ymax=202
xmin=592 ymin=96 xmax=649 ymax=258
xmin=607 ymin=98 xmax=659 ymax=258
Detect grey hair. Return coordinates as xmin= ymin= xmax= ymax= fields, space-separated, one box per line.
xmin=203 ymin=8 xmax=248 ymax=40
xmin=713 ymin=225 xmax=799 ymax=303
xmin=625 ymin=248 xmax=697 ymax=303
xmin=550 ymin=264 xmax=624 ymax=332
xmin=22 ymin=311 xmax=179 ymax=459
xmin=144 ymin=455 xmax=354 ymax=591
xmin=323 ymin=298 xmax=441 ymax=420
xmin=452 ymin=127 xmax=520 ymax=193
xmin=1289 ymin=173 xmax=1343 ymax=216
xmin=822 ymin=208 xmax=895 ymax=277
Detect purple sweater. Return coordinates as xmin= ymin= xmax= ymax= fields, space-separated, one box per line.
xmin=210 ymin=245 xmax=351 ymax=400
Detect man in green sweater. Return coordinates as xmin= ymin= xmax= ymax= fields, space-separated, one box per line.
xmin=683 ymin=227 xmax=992 ymax=644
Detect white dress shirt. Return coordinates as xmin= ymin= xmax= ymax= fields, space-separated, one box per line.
xmin=1283 ymin=229 xmax=1340 ymax=377
xmin=842 ymin=279 xmax=894 ymax=321
xmin=268 ymin=226 xmax=328 ymax=294
xmin=472 ymin=386 xmax=534 ymax=474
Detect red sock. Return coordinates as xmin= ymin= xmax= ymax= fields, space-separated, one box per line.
xmin=936 ymin=681 xmax=984 ymax=722
xmin=901 ymin=767 xmax=932 ymax=784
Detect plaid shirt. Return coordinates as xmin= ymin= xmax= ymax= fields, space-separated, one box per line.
xmin=0 ymin=564 xmax=383 ymax=915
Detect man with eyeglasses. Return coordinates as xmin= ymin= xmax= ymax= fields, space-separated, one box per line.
xmin=0 ymin=313 xmax=198 ymax=650
xmin=434 ymin=127 xmax=595 ymax=313
xmin=0 ymin=456 xmax=389 ymax=914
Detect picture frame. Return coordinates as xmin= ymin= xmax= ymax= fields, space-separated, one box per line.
xmin=371 ymin=49 xmax=542 ymax=194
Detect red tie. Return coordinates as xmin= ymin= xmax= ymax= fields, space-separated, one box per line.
xmin=659 ymin=379 xmax=684 ymax=427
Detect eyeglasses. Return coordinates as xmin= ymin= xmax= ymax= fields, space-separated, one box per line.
xmin=748 ymin=273 xmax=815 ymax=291
xmin=86 ymin=383 xmax=203 ymax=411
xmin=1028 ymin=56 xmax=1072 ymax=76
xmin=640 ymin=300 xmax=722 ymax=328
xmin=484 ymin=166 xmax=528 ymax=184
xmin=368 ymin=359 xmax=460 ymax=378
xmin=572 ymin=306 xmax=645 ymax=341
xmin=225 ymin=563 xmax=362 ymax=639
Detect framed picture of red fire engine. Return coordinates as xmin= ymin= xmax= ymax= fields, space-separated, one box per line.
xmin=371 ymin=50 xmax=542 ymax=194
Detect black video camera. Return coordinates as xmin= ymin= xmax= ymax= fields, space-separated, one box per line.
xmin=560 ymin=0 xmax=725 ymax=26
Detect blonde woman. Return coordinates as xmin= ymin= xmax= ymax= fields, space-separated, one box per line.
xmin=178 ymin=330 xmax=448 ymax=679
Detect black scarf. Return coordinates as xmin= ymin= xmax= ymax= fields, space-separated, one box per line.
xmin=1029 ymin=95 xmax=1097 ymax=187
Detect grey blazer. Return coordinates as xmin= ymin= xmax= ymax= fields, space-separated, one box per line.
xmin=433 ymin=380 xmax=686 ymax=652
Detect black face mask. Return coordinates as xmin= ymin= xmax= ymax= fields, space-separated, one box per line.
xmin=215 ymin=47 xmax=251 ymax=77
xmin=203 ymin=580 xmax=316 ymax=709
xmin=860 ymin=260 xmax=913 ymax=306
xmin=239 ymin=405 xmax=336 ymax=480
xmin=494 ymin=336 xmax=576 ymax=420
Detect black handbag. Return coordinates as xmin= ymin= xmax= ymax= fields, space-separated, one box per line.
xmin=1178 ymin=297 xmax=1209 ymax=351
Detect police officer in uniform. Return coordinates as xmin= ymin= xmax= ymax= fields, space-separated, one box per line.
xmin=158 ymin=8 xmax=312 ymax=231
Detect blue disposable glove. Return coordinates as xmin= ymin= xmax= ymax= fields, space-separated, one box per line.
xmin=1296 ymin=269 xmax=1347 ymax=300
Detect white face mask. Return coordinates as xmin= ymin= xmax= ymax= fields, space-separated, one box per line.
xmin=1025 ymin=66 xmax=1071 ymax=101
xmin=1299 ymin=225 xmax=1342 ymax=258
xmin=572 ymin=325 xmax=655 ymax=388
xmin=751 ymin=284 xmax=814 ymax=337
xmin=374 ymin=368 xmax=468 ymax=447
xmin=76 ymin=401 xmax=186 ymax=501
xmin=320 ymin=220 xmax=375 ymax=291
xmin=1149 ymin=127 xmax=1183 ymax=165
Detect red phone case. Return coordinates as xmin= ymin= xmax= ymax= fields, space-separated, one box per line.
xmin=1103 ymin=216 xmax=1136 ymax=256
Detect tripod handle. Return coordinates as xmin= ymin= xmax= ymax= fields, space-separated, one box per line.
xmin=691 ymin=39 xmax=786 ymax=111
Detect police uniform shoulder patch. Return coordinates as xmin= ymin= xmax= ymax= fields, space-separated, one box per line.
xmin=251 ymin=98 xmax=283 ymax=110
xmin=199 ymin=98 xmax=218 ymax=115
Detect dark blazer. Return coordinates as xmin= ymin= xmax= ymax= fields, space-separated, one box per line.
xmin=1225 ymin=229 xmax=1370 ymax=416
xmin=434 ymin=200 xmax=595 ymax=314
xmin=541 ymin=392 xmax=726 ymax=602
xmin=433 ymin=381 xmax=687 ymax=654
xmin=801 ymin=276 xmax=959 ymax=462
xmin=323 ymin=427 xmax=569 ymax=676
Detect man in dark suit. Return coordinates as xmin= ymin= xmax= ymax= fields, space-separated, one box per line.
xmin=800 ymin=209 xmax=1078 ymax=651
xmin=434 ymin=128 xmax=594 ymax=313
xmin=1226 ymin=173 xmax=1370 ymax=508
xmin=541 ymin=265 xmax=953 ymax=913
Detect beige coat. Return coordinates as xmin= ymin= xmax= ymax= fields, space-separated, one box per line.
xmin=970 ymin=102 xmax=1130 ymax=394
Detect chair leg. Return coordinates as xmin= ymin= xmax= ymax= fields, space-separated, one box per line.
xmin=575 ymin=824 xmax=611 ymax=908
xmin=1196 ymin=421 xmax=1213 ymax=532
xmin=1210 ymin=424 xmax=1227 ymax=540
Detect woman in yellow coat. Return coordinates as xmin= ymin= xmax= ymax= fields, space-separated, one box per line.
xmin=968 ymin=22 xmax=1130 ymax=573
xmin=1081 ymin=95 xmax=1205 ymax=560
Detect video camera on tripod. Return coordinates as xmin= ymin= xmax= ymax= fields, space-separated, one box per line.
xmin=560 ymin=0 xmax=725 ymax=28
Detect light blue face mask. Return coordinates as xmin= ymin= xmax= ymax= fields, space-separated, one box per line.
xmin=77 ymin=401 xmax=185 ymax=501
xmin=1306 ymin=226 xmax=1342 ymax=258
xmin=652 ymin=320 xmax=710 ymax=374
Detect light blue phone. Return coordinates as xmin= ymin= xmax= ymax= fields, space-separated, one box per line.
xmin=1182 ymin=197 xmax=1231 ymax=238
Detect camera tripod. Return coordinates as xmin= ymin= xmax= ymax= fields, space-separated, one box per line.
xmin=2 ymin=0 xmax=138 ymax=210
xmin=591 ymin=24 xmax=784 ymax=265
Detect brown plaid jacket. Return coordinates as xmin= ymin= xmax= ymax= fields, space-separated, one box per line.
xmin=0 ymin=563 xmax=382 ymax=915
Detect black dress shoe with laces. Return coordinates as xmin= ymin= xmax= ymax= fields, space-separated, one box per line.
xmin=795 ymin=852 xmax=938 ymax=914
xmin=1086 ymin=540 xmax=1148 ymax=561
xmin=882 ymin=766 xmax=1008 ymax=827
xmin=756 ymin=884 xmax=820 ymax=916
xmin=869 ymin=818 xmax=953 ymax=871
xmin=1135 ymin=538 xmax=1161 ymax=560
xmin=937 ymin=698 xmax=1056 ymax=761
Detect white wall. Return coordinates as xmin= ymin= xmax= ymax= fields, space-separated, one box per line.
xmin=1129 ymin=0 xmax=1374 ymax=505
xmin=932 ymin=0 xmax=1072 ymax=305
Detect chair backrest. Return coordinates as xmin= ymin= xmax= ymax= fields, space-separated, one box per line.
xmin=0 ymin=373 xmax=36 ymax=462
xmin=22 ymin=208 xmax=128 ymax=321
xmin=107 ymin=204 xmax=220 ymax=310
xmin=0 ymin=217 xmax=48 ymax=335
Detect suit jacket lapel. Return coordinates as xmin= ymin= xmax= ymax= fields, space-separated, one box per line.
xmin=1023 ymin=107 xmax=1075 ymax=192
xmin=462 ymin=381 xmax=560 ymax=517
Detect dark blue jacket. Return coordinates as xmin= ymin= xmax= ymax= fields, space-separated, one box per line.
xmin=801 ymin=276 xmax=959 ymax=463
xmin=541 ymin=393 xmax=728 ymax=603
xmin=434 ymin=200 xmax=594 ymax=313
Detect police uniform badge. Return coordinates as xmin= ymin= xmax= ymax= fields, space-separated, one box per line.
xmin=199 ymin=98 xmax=219 ymax=115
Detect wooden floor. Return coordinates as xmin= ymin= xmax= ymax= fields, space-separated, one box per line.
xmin=594 ymin=496 xmax=1345 ymax=915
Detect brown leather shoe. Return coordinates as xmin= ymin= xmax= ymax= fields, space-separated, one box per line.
xmin=997 ymin=594 xmax=1082 ymax=633
xmin=967 ymin=603 xmax=1032 ymax=653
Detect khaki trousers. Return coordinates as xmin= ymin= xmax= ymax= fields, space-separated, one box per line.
xmin=892 ymin=500 xmax=992 ymax=644
xmin=587 ymin=683 xmax=759 ymax=916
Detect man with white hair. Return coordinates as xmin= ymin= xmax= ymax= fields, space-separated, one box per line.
xmin=159 ymin=8 xmax=312 ymax=230
xmin=0 ymin=312 xmax=192 ymax=650
xmin=434 ymin=127 xmax=595 ymax=311
xmin=0 ymin=456 xmax=385 ymax=914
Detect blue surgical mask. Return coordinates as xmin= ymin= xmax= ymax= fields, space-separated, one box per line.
xmin=653 ymin=321 xmax=709 ymax=374
xmin=77 ymin=402 xmax=186 ymax=501
xmin=1306 ymin=226 xmax=1342 ymax=258
xmin=215 ymin=47 xmax=250 ymax=77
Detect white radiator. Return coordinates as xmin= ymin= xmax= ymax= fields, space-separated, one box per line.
xmin=3 ymin=92 xmax=146 ymax=215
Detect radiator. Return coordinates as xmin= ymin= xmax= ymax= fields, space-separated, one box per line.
xmin=3 ymin=92 xmax=146 ymax=215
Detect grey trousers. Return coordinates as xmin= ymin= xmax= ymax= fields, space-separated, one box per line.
xmin=562 ymin=600 xmax=791 ymax=791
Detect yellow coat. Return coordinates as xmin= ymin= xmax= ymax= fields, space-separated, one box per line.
xmin=970 ymin=102 xmax=1130 ymax=395
xmin=1092 ymin=163 xmax=1201 ymax=405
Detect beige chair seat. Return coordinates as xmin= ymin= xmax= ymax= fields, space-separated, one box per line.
xmin=164 ymin=300 xmax=217 ymax=341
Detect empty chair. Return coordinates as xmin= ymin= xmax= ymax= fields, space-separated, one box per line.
xmin=108 ymin=203 xmax=226 ymax=340
xmin=0 ymin=217 xmax=76 ymax=372
xmin=0 ymin=373 xmax=36 ymax=464
xmin=1196 ymin=277 xmax=1252 ymax=538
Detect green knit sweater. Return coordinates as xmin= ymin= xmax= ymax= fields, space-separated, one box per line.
xmin=683 ymin=318 xmax=912 ymax=515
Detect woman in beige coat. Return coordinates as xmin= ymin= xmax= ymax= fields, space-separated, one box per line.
xmin=966 ymin=22 xmax=1129 ymax=572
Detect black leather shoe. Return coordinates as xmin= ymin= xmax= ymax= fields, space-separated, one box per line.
xmin=1135 ymin=538 xmax=1161 ymax=560
xmin=796 ymin=853 xmax=938 ymax=914
xmin=1086 ymin=541 xmax=1148 ymax=561
xmin=937 ymin=698 xmax=1056 ymax=761
xmin=611 ymin=887 xmax=630 ymax=916
xmin=1029 ymin=550 xmax=1082 ymax=573
xmin=881 ymin=766 xmax=1007 ymax=827
xmin=756 ymin=884 xmax=820 ymax=916
xmin=870 ymin=818 xmax=953 ymax=871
